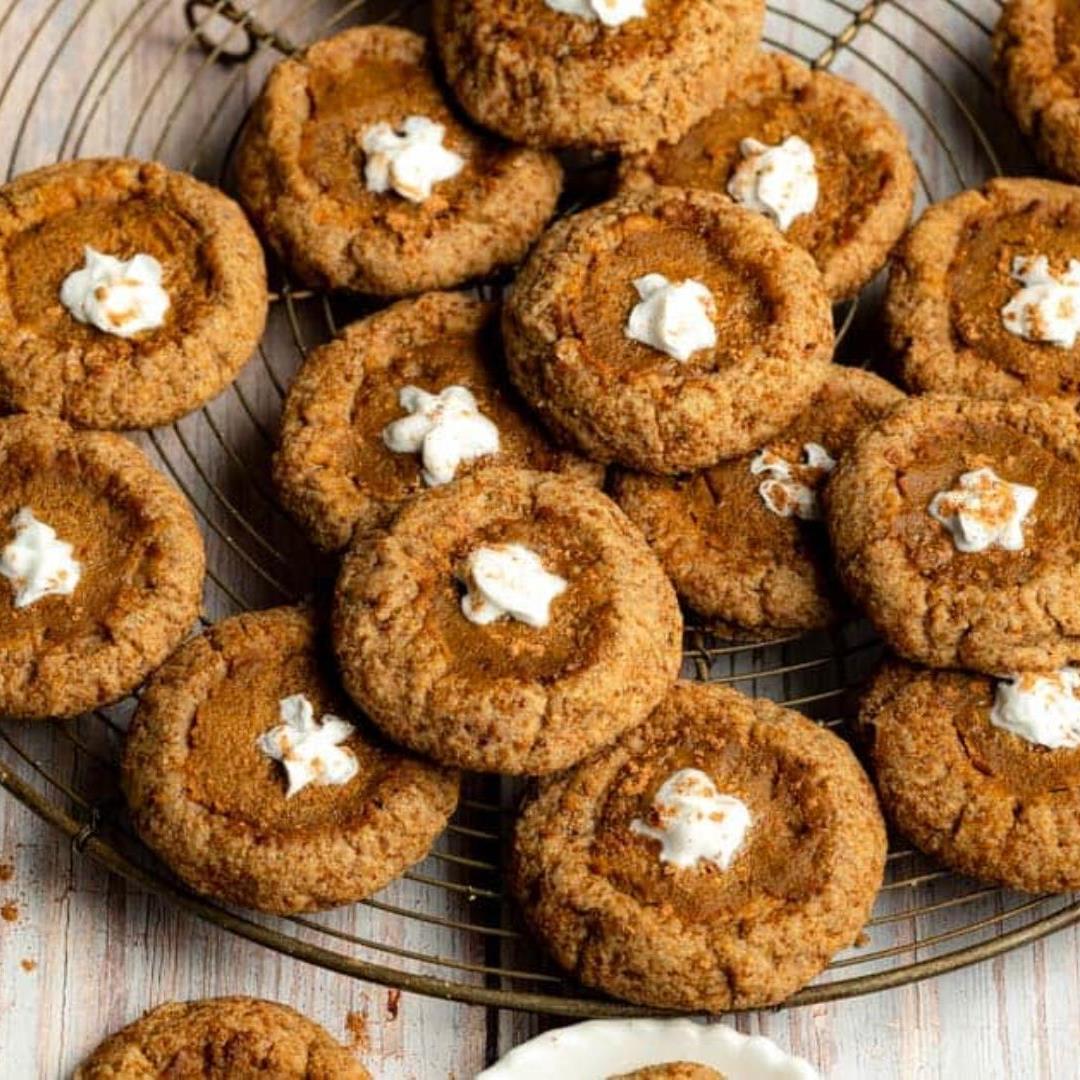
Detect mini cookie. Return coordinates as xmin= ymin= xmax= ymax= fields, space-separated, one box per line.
xmin=123 ymin=606 xmax=459 ymax=913
xmin=0 ymin=158 xmax=267 ymax=430
xmin=994 ymin=0 xmax=1080 ymax=182
xmin=73 ymin=996 xmax=369 ymax=1079
xmin=432 ymin=0 xmax=764 ymax=153
xmin=0 ymin=415 xmax=204 ymax=719
xmin=612 ymin=367 xmax=904 ymax=635
xmin=511 ymin=681 xmax=886 ymax=1010
xmin=332 ymin=468 xmax=682 ymax=775
xmin=862 ymin=660 xmax=1080 ymax=893
xmin=275 ymin=291 xmax=602 ymax=551
xmin=503 ymin=187 xmax=834 ymax=473
xmin=235 ymin=26 xmax=562 ymax=296
xmin=885 ymin=176 xmax=1080 ymax=400
xmin=827 ymin=395 xmax=1080 ymax=675
xmin=619 ymin=53 xmax=916 ymax=301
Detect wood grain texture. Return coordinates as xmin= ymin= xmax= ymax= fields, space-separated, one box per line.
xmin=0 ymin=0 xmax=1076 ymax=1077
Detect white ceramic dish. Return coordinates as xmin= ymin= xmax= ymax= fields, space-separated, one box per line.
xmin=476 ymin=1018 xmax=820 ymax=1079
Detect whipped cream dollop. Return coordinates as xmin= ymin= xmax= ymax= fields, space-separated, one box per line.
xmin=361 ymin=116 xmax=465 ymax=203
xmin=928 ymin=466 xmax=1037 ymax=554
xmin=1001 ymin=254 xmax=1080 ymax=348
xmin=459 ymin=543 xmax=567 ymax=629
xmin=60 ymin=247 xmax=170 ymax=338
xmin=990 ymin=668 xmax=1080 ymax=750
xmin=625 ymin=273 xmax=717 ymax=362
xmin=382 ymin=385 xmax=500 ymax=487
xmin=543 ymin=0 xmax=646 ymax=26
xmin=750 ymin=442 xmax=836 ymax=521
xmin=0 ymin=508 xmax=82 ymax=609
xmin=256 ymin=694 xmax=359 ymax=799
xmin=727 ymin=135 xmax=819 ymax=233
xmin=630 ymin=768 xmax=751 ymax=871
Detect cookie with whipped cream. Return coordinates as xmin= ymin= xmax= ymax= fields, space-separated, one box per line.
xmin=503 ymin=187 xmax=834 ymax=473
xmin=0 ymin=414 xmax=204 ymax=719
xmin=827 ymin=395 xmax=1080 ymax=674
xmin=432 ymin=0 xmax=764 ymax=152
xmin=0 ymin=157 xmax=267 ymax=430
xmin=511 ymin=681 xmax=886 ymax=1010
xmin=620 ymin=53 xmax=916 ymax=301
xmin=862 ymin=659 xmax=1080 ymax=892
xmin=74 ymin=997 xmax=370 ymax=1079
xmin=885 ymin=177 xmax=1080 ymax=401
xmin=994 ymin=0 xmax=1080 ymax=183
xmin=274 ymin=291 xmax=602 ymax=551
xmin=332 ymin=468 xmax=682 ymax=774
xmin=612 ymin=367 xmax=903 ymax=637
xmin=124 ymin=605 xmax=459 ymax=913
xmin=235 ymin=26 xmax=561 ymax=296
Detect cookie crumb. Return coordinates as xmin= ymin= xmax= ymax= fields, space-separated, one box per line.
xmin=344 ymin=1010 xmax=369 ymax=1053
xmin=1 ymin=900 xmax=18 ymax=923
xmin=20 ymin=958 xmax=36 ymax=972
xmin=0 ymin=861 xmax=13 ymax=882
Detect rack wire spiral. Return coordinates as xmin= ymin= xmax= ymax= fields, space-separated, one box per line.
xmin=1 ymin=0 xmax=1077 ymax=1019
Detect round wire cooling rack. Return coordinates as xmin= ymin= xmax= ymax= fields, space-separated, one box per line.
xmin=0 ymin=0 xmax=1076 ymax=1020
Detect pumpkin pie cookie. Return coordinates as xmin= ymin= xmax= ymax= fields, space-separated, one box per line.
xmin=511 ymin=681 xmax=886 ymax=1010
xmin=0 ymin=158 xmax=267 ymax=430
xmin=0 ymin=415 xmax=204 ymax=720
xmin=275 ymin=291 xmax=602 ymax=551
xmin=124 ymin=606 xmax=459 ymax=914
xmin=885 ymin=177 xmax=1080 ymax=401
xmin=612 ymin=367 xmax=903 ymax=636
xmin=862 ymin=659 xmax=1080 ymax=893
xmin=332 ymin=468 xmax=682 ymax=774
xmin=827 ymin=395 xmax=1080 ymax=675
xmin=994 ymin=0 xmax=1080 ymax=182
xmin=432 ymin=0 xmax=764 ymax=153
xmin=503 ymin=187 xmax=834 ymax=473
xmin=235 ymin=26 xmax=562 ymax=296
xmin=619 ymin=53 xmax=916 ymax=301
xmin=74 ymin=996 xmax=369 ymax=1079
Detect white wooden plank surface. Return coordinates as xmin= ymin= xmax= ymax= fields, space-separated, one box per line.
xmin=0 ymin=0 xmax=1078 ymax=1077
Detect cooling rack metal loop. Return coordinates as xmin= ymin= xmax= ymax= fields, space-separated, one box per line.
xmin=2 ymin=0 xmax=1076 ymax=1018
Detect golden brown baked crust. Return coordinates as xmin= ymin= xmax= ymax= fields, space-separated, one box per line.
xmin=0 ymin=157 xmax=267 ymax=430
xmin=332 ymin=468 xmax=683 ymax=775
xmin=123 ymin=606 xmax=459 ymax=914
xmin=0 ymin=415 xmax=204 ymax=719
xmin=885 ymin=176 xmax=1080 ymax=400
xmin=612 ymin=1067 xmax=725 ymax=1080
xmin=612 ymin=367 xmax=904 ymax=635
xmin=826 ymin=395 xmax=1080 ymax=674
xmin=432 ymin=0 xmax=764 ymax=153
xmin=619 ymin=53 xmax=916 ymax=301
xmin=512 ymin=681 xmax=886 ymax=1010
xmin=994 ymin=0 xmax=1080 ymax=181
xmin=235 ymin=26 xmax=562 ymax=296
xmin=862 ymin=659 xmax=1080 ymax=893
xmin=274 ymin=291 xmax=603 ymax=551
xmin=73 ymin=996 xmax=370 ymax=1079
xmin=503 ymin=187 xmax=834 ymax=473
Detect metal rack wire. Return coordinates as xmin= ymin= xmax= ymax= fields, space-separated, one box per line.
xmin=1 ymin=0 xmax=1077 ymax=1018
